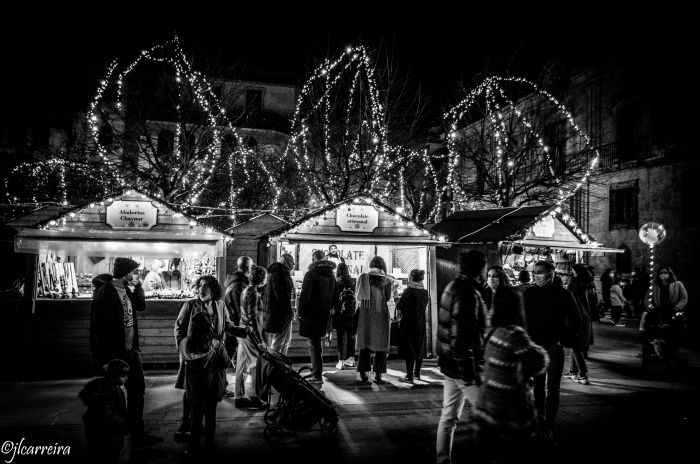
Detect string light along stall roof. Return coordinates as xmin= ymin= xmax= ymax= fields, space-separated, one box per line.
xmin=440 ymin=76 xmax=600 ymax=218
xmin=282 ymin=45 xmax=435 ymax=214
xmin=265 ymin=194 xmax=448 ymax=246
xmin=88 ymin=37 xmax=281 ymax=214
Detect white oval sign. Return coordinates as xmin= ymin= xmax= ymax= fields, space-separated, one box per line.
xmin=106 ymin=200 xmax=158 ymax=230
xmin=336 ymin=205 xmax=379 ymax=233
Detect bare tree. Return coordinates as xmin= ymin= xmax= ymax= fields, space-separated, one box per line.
xmin=441 ymin=76 xmax=600 ymax=215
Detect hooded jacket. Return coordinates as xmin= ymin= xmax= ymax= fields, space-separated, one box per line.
xmin=79 ymin=377 xmax=128 ymax=435
xmin=298 ymin=260 xmax=339 ymax=337
xmin=263 ymin=262 xmax=295 ymax=333
xmin=224 ymin=271 xmax=249 ymax=325
xmin=436 ymin=275 xmax=488 ymax=383
xmin=90 ymin=274 xmax=146 ymax=364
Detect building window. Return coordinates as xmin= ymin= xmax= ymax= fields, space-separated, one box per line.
xmin=544 ymin=120 xmax=567 ymax=176
xmin=569 ymin=189 xmax=584 ymax=226
xmin=609 ymin=180 xmax=638 ymax=229
xmin=246 ymin=89 xmax=263 ymax=115
xmin=615 ymin=102 xmax=640 ymax=162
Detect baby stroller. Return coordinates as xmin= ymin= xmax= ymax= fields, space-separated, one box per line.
xmin=640 ymin=309 xmax=687 ymax=372
xmin=250 ymin=331 xmax=339 ymax=437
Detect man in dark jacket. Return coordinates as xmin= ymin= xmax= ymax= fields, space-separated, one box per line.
xmin=298 ymin=250 xmax=339 ymax=384
xmin=263 ymin=253 xmax=296 ymax=355
xmin=223 ymin=256 xmax=253 ymax=397
xmin=435 ymin=250 xmax=488 ymax=464
xmin=524 ymin=260 xmax=582 ymax=436
xmin=89 ymin=257 xmax=161 ymax=447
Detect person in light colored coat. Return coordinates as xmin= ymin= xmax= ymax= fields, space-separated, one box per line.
xmin=355 ymin=256 xmax=393 ymax=384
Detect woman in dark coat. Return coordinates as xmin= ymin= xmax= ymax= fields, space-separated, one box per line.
xmin=396 ymin=269 xmax=429 ymax=383
xmin=333 ymin=262 xmax=357 ymax=370
xmin=563 ymin=263 xmax=597 ymax=385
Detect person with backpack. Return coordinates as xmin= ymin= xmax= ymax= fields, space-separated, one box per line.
xmin=396 ymin=269 xmax=430 ymax=383
xmin=333 ymin=262 xmax=357 ymax=369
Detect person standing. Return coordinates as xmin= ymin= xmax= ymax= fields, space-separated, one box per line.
xmin=396 ymin=269 xmax=429 ymax=383
xmin=563 ymin=264 xmax=597 ymax=385
xmin=263 ymin=253 xmax=296 ymax=356
xmin=630 ymin=266 xmax=650 ymax=319
xmin=600 ymin=268 xmax=615 ymax=320
xmin=435 ymin=250 xmax=488 ymax=464
xmin=518 ymin=270 xmax=533 ymax=291
xmin=234 ymin=265 xmax=268 ymax=408
xmin=174 ymin=275 xmax=246 ymax=441
xmin=333 ymin=262 xmax=357 ymax=370
xmin=355 ymin=256 xmax=393 ymax=384
xmin=473 ymin=287 xmax=548 ymax=462
xmin=647 ymin=266 xmax=688 ymax=361
xmin=610 ymin=274 xmax=629 ymax=326
xmin=89 ymin=257 xmax=162 ymax=447
xmin=298 ymin=250 xmax=339 ymax=384
xmin=223 ymin=256 xmax=253 ymax=396
xmin=523 ymin=260 xmax=581 ymax=439
xmin=179 ymin=312 xmax=230 ymax=454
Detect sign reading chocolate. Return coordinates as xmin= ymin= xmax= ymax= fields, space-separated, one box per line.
xmin=106 ymin=201 xmax=158 ymax=230
xmin=336 ymin=205 xmax=379 ymax=233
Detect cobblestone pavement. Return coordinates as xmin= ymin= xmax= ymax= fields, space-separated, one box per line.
xmin=1 ymin=318 xmax=699 ymax=463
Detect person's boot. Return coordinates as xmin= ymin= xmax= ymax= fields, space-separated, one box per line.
xmin=359 ymin=371 xmax=368 ymax=383
xmin=374 ymin=372 xmax=383 ymax=384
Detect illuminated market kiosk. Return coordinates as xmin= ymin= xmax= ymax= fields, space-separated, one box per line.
xmin=260 ymin=195 xmax=449 ymax=359
xmin=431 ymin=205 xmax=624 ymax=292
xmin=8 ymin=189 xmax=230 ymax=369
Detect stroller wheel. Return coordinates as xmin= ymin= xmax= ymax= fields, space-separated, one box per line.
xmin=297 ymin=366 xmax=312 ymax=377
xmin=264 ymin=423 xmax=284 ymax=439
xmin=264 ymin=408 xmax=279 ymax=426
xmin=320 ymin=416 xmax=339 ymax=435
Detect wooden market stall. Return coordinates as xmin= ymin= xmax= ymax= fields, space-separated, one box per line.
xmin=260 ymin=195 xmax=450 ymax=359
xmin=8 ymin=189 xmax=230 ymax=371
xmin=431 ymin=205 xmax=624 ymax=295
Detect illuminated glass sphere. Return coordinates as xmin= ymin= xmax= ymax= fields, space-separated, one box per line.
xmin=639 ymin=222 xmax=666 ymax=245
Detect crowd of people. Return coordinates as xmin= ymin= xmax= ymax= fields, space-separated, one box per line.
xmin=80 ymin=251 xmax=689 ymax=463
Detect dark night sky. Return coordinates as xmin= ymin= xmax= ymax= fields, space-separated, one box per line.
xmin=1 ymin=5 xmax=695 ymax=124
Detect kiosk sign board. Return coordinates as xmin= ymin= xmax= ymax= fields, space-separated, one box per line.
xmin=336 ymin=205 xmax=379 ymax=232
xmin=106 ymin=201 xmax=158 ymax=230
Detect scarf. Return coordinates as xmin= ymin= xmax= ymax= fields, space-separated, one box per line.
xmin=357 ymin=268 xmax=386 ymax=311
xmin=407 ymin=281 xmax=424 ymax=290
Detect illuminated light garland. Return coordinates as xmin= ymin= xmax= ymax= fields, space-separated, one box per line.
xmin=88 ymin=37 xmax=282 ymax=214
xmin=265 ymin=194 xmax=446 ymax=245
xmin=441 ymin=76 xmax=600 ymax=219
xmin=639 ymin=222 xmax=666 ymax=311
xmin=282 ymin=45 xmax=394 ymax=206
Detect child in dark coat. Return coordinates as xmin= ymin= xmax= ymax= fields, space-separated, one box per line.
xmin=179 ymin=311 xmax=231 ymax=452
xmin=79 ymin=359 xmax=130 ymax=464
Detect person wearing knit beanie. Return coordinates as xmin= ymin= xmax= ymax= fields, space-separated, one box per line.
xmin=90 ymin=256 xmax=162 ymax=447
xmin=113 ymin=257 xmax=140 ymax=279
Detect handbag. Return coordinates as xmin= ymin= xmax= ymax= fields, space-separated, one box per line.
xmin=390 ymin=307 xmax=402 ymax=347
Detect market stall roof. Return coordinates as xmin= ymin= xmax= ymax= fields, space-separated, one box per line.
xmin=226 ymin=213 xmax=288 ymax=235
xmin=9 ymin=189 xmax=231 ymax=257
xmin=262 ymin=194 xmax=449 ymax=247
xmin=431 ymin=205 xmax=551 ymax=243
xmin=431 ymin=205 xmax=623 ymax=253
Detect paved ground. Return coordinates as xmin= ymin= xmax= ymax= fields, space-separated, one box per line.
xmin=1 ymin=317 xmax=699 ymax=464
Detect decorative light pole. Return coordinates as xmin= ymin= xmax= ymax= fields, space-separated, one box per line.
xmin=638 ymin=222 xmax=666 ymax=311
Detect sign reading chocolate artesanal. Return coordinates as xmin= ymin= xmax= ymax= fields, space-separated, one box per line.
xmin=336 ymin=205 xmax=379 ymax=232
xmin=106 ymin=201 xmax=158 ymax=230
